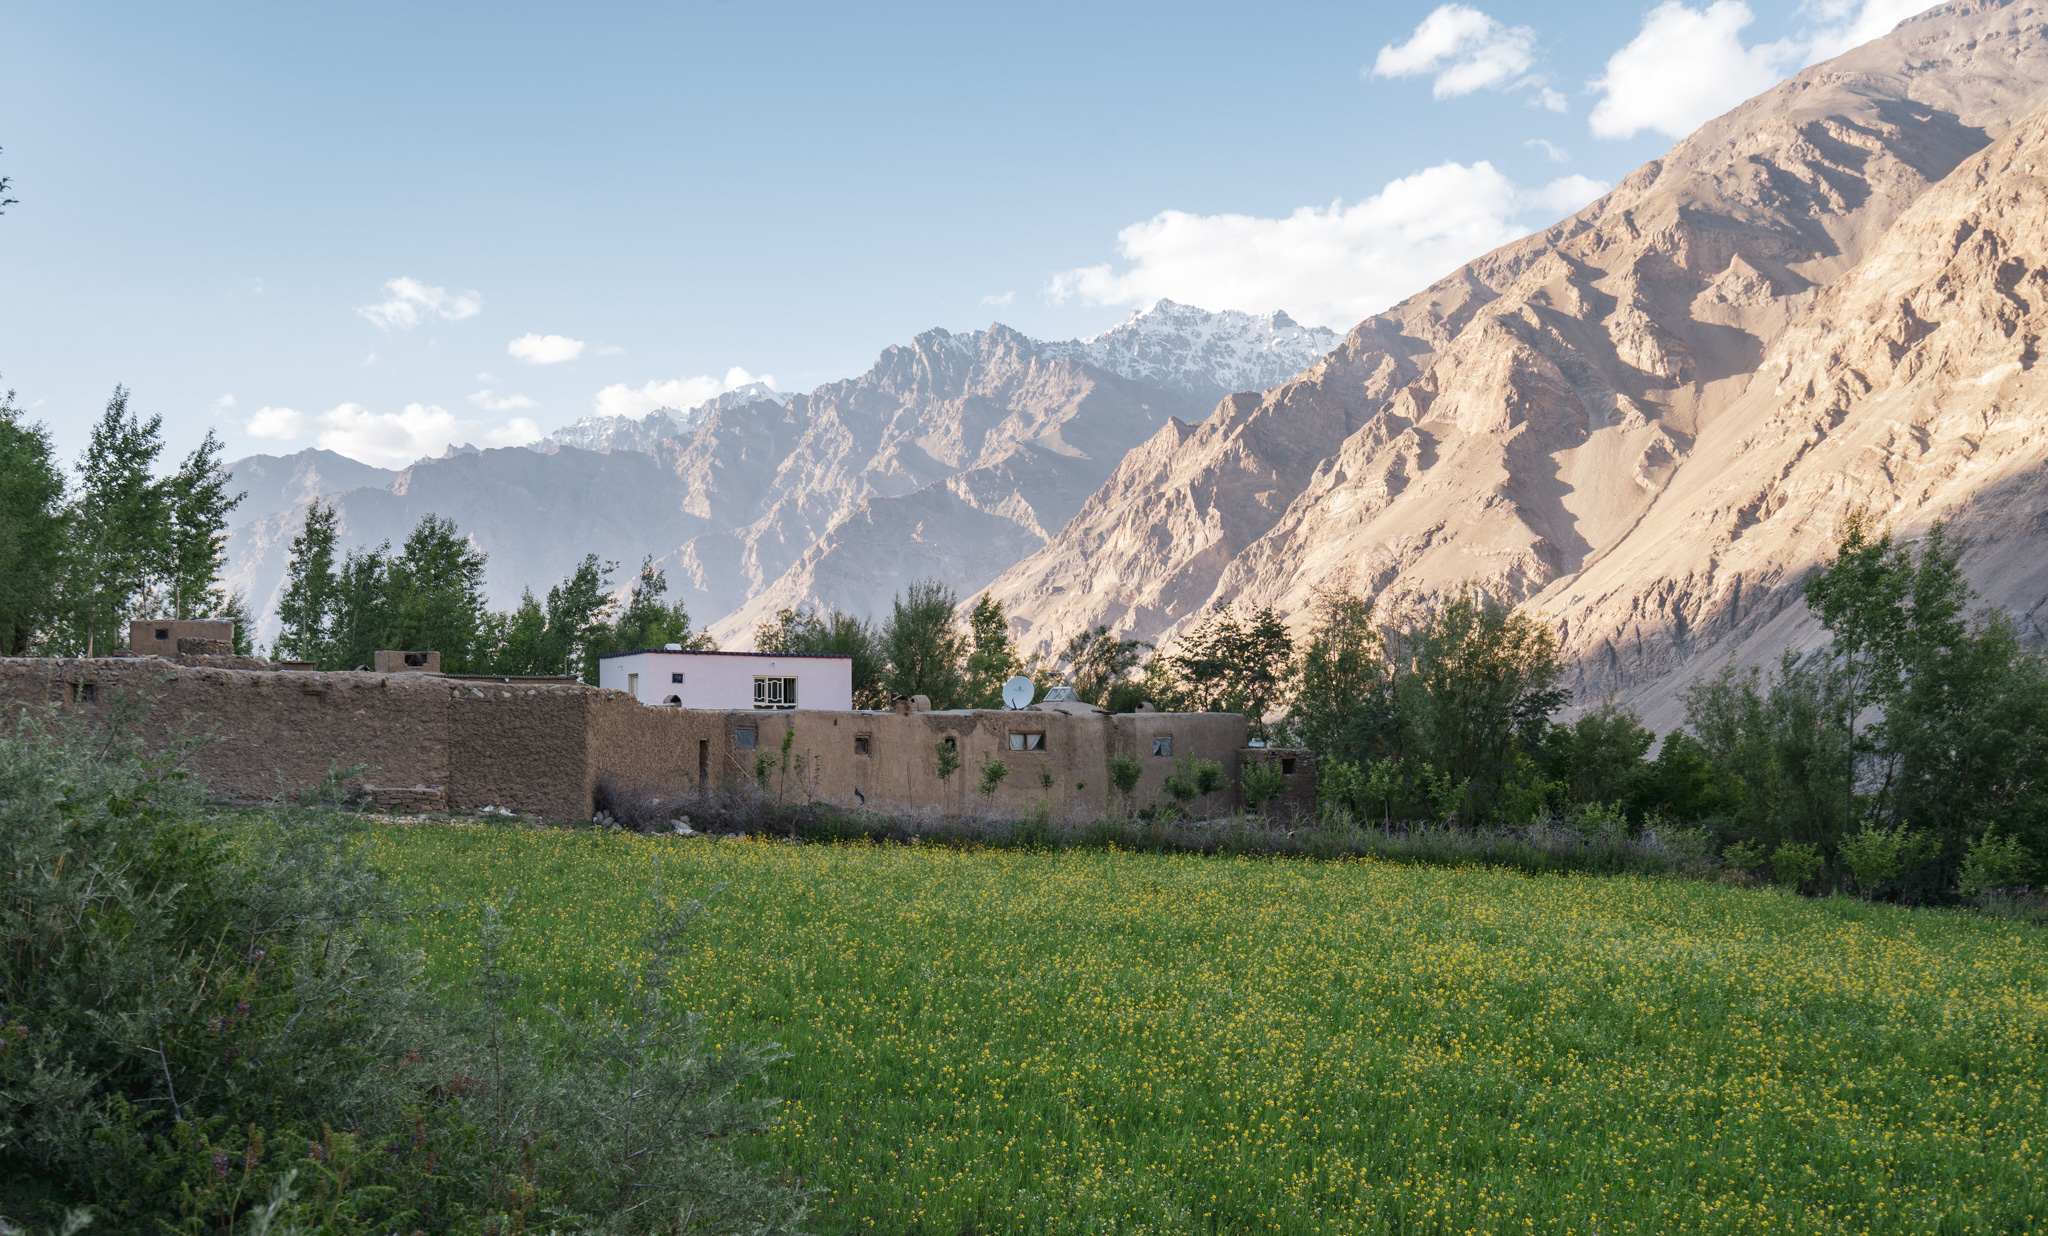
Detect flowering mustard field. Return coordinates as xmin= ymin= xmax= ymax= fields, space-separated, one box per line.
xmin=361 ymin=823 xmax=2048 ymax=1235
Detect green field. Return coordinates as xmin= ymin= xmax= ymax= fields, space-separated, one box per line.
xmin=362 ymin=823 xmax=2048 ymax=1235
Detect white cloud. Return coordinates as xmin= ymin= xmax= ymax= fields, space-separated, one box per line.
xmin=1045 ymin=162 xmax=1610 ymax=330
xmin=508 ymin=333 xmax=586 ymax=365
xmin=212 ymin=393 xmax=238 ymax=411
xmin=470 ymin=389 xmax=538 ymax=412
xmin=595 ymin=343 xmax=626 ymax=356
xmin=593 ymin=367 xmax=777 ymax=420
xmin=355 ymin=277 xmax=483 ymax=330
xmin=1373 ymin=5 xmax=1538 ymax=98
xmin=1529 ymin=87 xmax=1568 ymax=112
xmin=1588 ymin=2 xmax=1799 ymax=140
xmin=245 ymin=402 xmax=540 ymax=468
xmin=981 ymin=291 xmax=1015 ymax=307
xmin=1525 ymin=138 xmax=1571 ymax=162
xmin=362 ymin=353 xmax=377 ymax=367
xmin=1802 ymin=0 xmax=1929 ymax=62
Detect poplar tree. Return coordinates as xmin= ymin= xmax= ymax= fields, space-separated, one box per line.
xmin=385 ymin=514 xmax=490 ymax=671
xmin=60 ymin=388 xmax=168 ymax=655
xmin=961 ymin=593 xmax=1023 ymax=707
xmin=883 ymin=579 xmax=967 ymax=708
xmin=0 ymin=389 xmax=67 ymax=655
xmin=275 ymin=501 xmax=340 ymax=662
xmin=160 ymin=428 xmax=245 ymax=619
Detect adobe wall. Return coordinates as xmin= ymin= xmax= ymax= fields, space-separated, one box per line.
xmin=0 ymin=658 xmax=454 ymax=805
xmin=448 ymin=681 xmax=595 ymax=819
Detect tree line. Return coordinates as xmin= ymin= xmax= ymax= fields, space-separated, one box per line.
xmin=1 ymin=387 xmax=251 ymax=657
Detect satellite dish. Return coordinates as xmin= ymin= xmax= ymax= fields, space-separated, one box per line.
xmin=1001 ymin=674 xmax=1035 ymax=710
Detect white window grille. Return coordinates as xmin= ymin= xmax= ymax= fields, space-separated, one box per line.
xmin=753 ymin=676 xmax=798 ymax=709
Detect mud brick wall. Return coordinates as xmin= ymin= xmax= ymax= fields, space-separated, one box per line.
xmin=583 ymin=691 xmax=728 ymax=800
xmin=448 ymin=682 xmax=593 ymax=819
xmin=0 ymin=658 xmax=454 ymax=804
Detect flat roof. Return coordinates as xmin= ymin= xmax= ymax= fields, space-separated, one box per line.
xmin=597 ymin=648 xmax=853 ymax=661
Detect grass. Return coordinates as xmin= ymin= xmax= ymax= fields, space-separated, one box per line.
xmin=360 ymin=821 xmax=2048 ymax=1235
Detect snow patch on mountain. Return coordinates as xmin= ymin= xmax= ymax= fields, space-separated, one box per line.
xmin=532 ymin=382 xmax=792 ymax=454
xmin=1041 ymin=299 xmax=1340 ymax=401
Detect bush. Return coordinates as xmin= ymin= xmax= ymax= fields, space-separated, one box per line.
xmin=1769 ymin=841 xmax=1824 ymax=890
xmin=0 ymin=707 xmax=806 ymax=1234
xmin=1108 ymin=755 xmax=1143 ymax=810
xmin=1161 ymin=756 xmax=1224 ymax=810
xmin=1241 ymin=763 xmax=1287 ymax=813
xmin=1721 ymin=839 xmax=1767 ymax=874
xmin=1958 ymin=829 xmax=2034 ymax=900
xmin=1838 ymin=823 xmax=1940 ymax=900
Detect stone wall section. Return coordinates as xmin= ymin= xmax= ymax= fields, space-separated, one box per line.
xmin=448 ymin=682 xmax=593 ymax=818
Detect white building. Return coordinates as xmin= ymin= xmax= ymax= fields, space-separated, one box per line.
xmin=596 ymin=648 xmax=854 ymax=711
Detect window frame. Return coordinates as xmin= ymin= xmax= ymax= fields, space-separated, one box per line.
xmin=1152 ymin=735 xmax=1173 ymax=758
xmin=752 ymin=675 xmax=799 ymax=710
xmin=1008 ymin=731 xmax=1046 ymax=752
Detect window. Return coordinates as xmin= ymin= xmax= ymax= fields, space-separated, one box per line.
xmin=1281 ymin=757 xmax=1297 ymax=775
xmin=69 ymin=682 xmax=96 ymax=704
xmin=154 ymin=627 xmax=170 ymax=640
xmin=1152 ymin=735 xmax=1173 ymax=758
xmin=1009 ymin=732 xmax=1045 ymax=752
xmin=1042 ymin=685 xmax=1078 ymax=702
xmin=671 ymin=671 xmax=686 ymax=684
xmin=736 ymin=727 xmax=757 ymax=749
xmin=627 ymin=672 xmax=640 ymax=699
xmin=753 ymin=676 xmax=798 ymax=709
xmin=854 ymin=734 xmax=872 ymax=756
xmin=665 ymin=695 xmax=681 ymax=706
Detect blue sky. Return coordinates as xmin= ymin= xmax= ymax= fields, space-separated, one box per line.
xmin=0 ymin=0 xmax=1922 ymax=469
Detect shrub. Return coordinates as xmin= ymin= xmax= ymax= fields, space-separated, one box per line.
xmin=0 ymin=707 xmax=806 ymax=1234
xmin=1958 ymin=828 xmax=2034 ymax=899
xmin=1721 ymin=839 xmax=1768 ymax=874
xmin=934 ymin=739 xmax=962 ymax=785
xmin=977 ymin=752 xmax=1010 ymax=801
xmin=1241 ymin=763 xmax=1287 ymax=813
xmin=1769 ymin=841 xmax=1824 ymax=890
xmin=1161 ymin=757 xmax=1224 ymax=811
xmin=1108 ymin=755 xmax=1143 ymax=810
xmin=1838 ymin=823 xmax=1940 ymax=899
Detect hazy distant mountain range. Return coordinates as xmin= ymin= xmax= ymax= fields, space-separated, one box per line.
xmin=221 ymin=302 xmax=1337 ymax=645
xmin=227 ymin=0 xmax=2048 ymax=728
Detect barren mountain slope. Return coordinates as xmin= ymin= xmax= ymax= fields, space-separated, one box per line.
xmin=988 ymin=0 xmax=2048 ymax=669
xmin=699 ymin=329 xmax=1207 ymax=642
xmin=1540 ymin=93 xmax=2048 ymax=728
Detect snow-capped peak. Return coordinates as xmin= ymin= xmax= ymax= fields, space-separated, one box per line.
xmin=1040 ymin=300 xmax=1340 ymax=401
xmin=531 ymin=382 xmax=793 ymax=454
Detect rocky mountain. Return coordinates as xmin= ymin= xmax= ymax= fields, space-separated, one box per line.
xmin=222 ymin=301 xmax=1315 ymax=645
xmin=531 ymin=382 xmax=792 ymax=454
xmin=1040 ymin=300 xmax=1340 ymax=405
xmin=987 ymin=0 xmax=2048 ymax=728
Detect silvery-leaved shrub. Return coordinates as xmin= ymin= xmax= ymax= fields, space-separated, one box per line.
xmin=0 ymin=705 xmax=809 ymax=1235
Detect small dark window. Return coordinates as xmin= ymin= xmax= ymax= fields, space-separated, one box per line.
xmin=75 ymin=682 xmax=97 ymax=703
xmin=154 ymin=627 xmax=170 ymax=640
xmin=1152 ymin=735 xmax=1172 ymax=757
xmin=404 ymin=651 xmax=429 ymax=667
xmin=665 ymin=695 xmax=681 ymax=706
xmin=736 ymin=727 xmax=757 ymax=750
xmin=1009 ymin=732 xmax=1045 ymax=751
xmin=671 ymin=672 xmax=686 ymax=684
xmin=942 ymin=735 xmax=958 ymax=750
xmin=698 ymin=739 xmax=709 ymax=784
xmin=854 ymin=735 xmax=872 ymax=756
xmin=1281 ymin=757 xmax=1297 ymax=775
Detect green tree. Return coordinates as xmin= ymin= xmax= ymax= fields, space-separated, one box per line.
xmin=1541 ymin=699 xmax=1655 ymax=810
xmin=1166 ymin=605 xmax=1296 ymax=735
xmin=480 ymin=588 xmax=553 ymax=675
xmin=1289 ymin=589 xmax=1391 ymax=754
xmin=884 ymin=579 xmax=967 ymax=708
xmin=1060 ymin=623 xmax=1150 ymax=708
xmin=274 ymin=501 xmax=340 ymax=663
xmin=385 ymin=514 xmax=490 ymax=671
xmin=1394 ymin=589 xmax=1567 ymax=819
xmin=159 ymin=428 xmax=244 ymax=620
xmin=1684 ymin=654 xmax=1855 ymax=849
xmin=962 ymin=593 xmax=1024 ymax=708
xmin=0 ymin=390 xmax=67 ymax=655
xmin=545 ymin=553 xmax=618 ymax=682
xmin=592 ymin=556 xmax=708 ymax=673
xmin=59 ymin=387 xmax=168 ymax=655
xmin=327 ymin=543 xmax=394 ymax=670
xmin=757 ymin=604 xmax=887 ymax=706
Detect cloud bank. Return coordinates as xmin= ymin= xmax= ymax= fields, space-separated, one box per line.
xmin=1047 ymin=162 xmax=1609 ymax=330
xmin=593 ymin=366 xmax=778 ymax=420
xmin=355 ymin=277 xmax=483 ymax=331
xmin=1373 ymin=5 xmax=1537 ymax=98
xmin=247 ymin=402 xmax=539 ymax=468
xmin=508 ymin=333 xmax=586 ymax=364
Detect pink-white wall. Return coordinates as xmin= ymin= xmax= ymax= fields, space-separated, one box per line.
xmin=597 ymin=650 xmax=853 ymax=711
